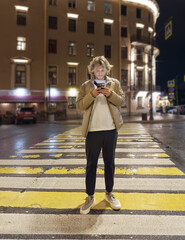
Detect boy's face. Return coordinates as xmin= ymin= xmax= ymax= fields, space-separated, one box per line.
xmin=93 ymin=64 xmax=107 ymax=80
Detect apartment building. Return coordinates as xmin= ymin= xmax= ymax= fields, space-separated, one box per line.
xmin=0 ymin=0 xmax=160 ymax=118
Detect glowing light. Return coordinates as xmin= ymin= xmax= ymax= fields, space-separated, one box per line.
xmin=137 ymin=91 xmax=148 ymax=97
xmin=68 ymin=88 xmax=78 ymax=97
xmin=67 ymin=13 xmax=79 ymax=19
xmin=148 ymin=27 xmax=154 ymax=33
xmin=123 ymin=0 xmax=159 ymax=21
xmin=136 ymin=23 xmax=144 ymax=29
xmin=103 ymin=18 xmax=114 ymax=24
xmin=15 ymin=5 xmax=29 ymax=12
xmin=136 ymin=66 xmax=144 ymax=70
xmin=46 ymin=88 xmax=61 ymax=97
xmin=13 ymin=88 xmax=29 ymax=97
xmin=12 ymin=59 xmax=29 ymax=63
xmin=67 ymin=62 xmax=79 ymax=66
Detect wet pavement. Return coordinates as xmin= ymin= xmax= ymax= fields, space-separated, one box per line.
xmin=0 ymin=122 xmax=185 ymax=239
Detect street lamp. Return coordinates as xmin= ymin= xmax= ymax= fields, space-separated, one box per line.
xmin=149 ymin=31 xmax=155 ymax=120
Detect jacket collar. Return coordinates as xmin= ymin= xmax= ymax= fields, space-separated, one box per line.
xmin=90 ymin=76 xmax=112 ymax=85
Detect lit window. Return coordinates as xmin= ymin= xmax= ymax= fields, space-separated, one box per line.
xmin=137 ymin=96 xmax=143 ymax=107
xmin=69 ymin=41 xmax=76 ymax=55
xmin=104 ymin=2 xmax=112 ymax=14
xmin=137 ymin=47 xmax=143 ymax=60
xmin=17 ymin=37 xmax=26 ymax=51
xmin=87 ymin=43 xmax=94 ymax=57
xmin=48 ymin=66 xmax=57 ymax=85
xmin=68 ymin=97 xmax=76 ymax=109
xmin=15 ymin=65 xmax=26 ymax=85
xmin=68 ymin=67 xmax=76 ymax=86
xmin=87 ymin=0 xmax=95 ymax=11
xmin=121 ymin=69 xmax=128 ymax=86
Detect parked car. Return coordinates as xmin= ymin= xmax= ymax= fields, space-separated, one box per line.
xmin=168 ymin=108 xmax=178 ymax=114
xmin=179 ymin=105 xmax=185 ymax=114
xmin=15 ymin=107 xmax=37 ymax=124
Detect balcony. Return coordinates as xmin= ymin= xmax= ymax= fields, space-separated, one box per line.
xmin=131 ymin=35 xmax=157 ymax=47
xmin=130 ymin=84 xmax=161 ymax=92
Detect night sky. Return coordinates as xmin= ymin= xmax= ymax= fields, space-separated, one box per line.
xmin=155 ymin=0 xmax=185 ymax=93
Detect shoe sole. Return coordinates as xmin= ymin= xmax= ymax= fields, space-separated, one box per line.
xmin=80 ymin=198 xmax=95 ymax=215
xmin=105 ymin=195 xmax=121 ymax=210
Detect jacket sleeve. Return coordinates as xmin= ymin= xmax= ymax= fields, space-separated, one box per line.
xmin=107 ymin=80 xmax=125 ymax=107
xmin=77 ymin=83 xmax=95 ymax=111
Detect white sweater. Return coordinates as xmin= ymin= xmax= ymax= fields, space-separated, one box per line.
xmin=88 ymin=80 xmax=115 ymax=132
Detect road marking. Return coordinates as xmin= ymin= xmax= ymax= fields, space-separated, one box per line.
xmin=0 ymin=158 xmax=175 ymax=166
xmin=17 ymin=148 xmax=165 ymax=153
xmin=0 ymin=166 xmax=183 ymax=176
xmin=1 ymin=177 xmax=185 ymax=191
xmin=0 ymin=191 xmax=185 ymax=211
xmin=1 ymin=214 xmax=185 ymax=236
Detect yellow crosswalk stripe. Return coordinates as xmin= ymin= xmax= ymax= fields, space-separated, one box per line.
xmin=0 ymin=191 xmax=185 ymax=211
xmin=0 ymin=166 xmax=184 ymax=175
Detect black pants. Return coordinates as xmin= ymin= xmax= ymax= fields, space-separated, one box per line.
xmin=85 ymin=129 xmax=117 ymax=196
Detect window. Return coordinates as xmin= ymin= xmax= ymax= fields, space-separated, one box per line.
xmin=48 ymin=16 xmax=57 ymax=29
xmin=17 ymin=37 xmax=26 ymax=51
xmin=87 ymin=43 xmax=94 ymax=57
xmin=68 ymin=97 xmax=76 ymax=109
xmin=48 ymin=66 xmax=57 ymax=85
xmin=87 ymin=22 xmax=94 ymax=34
xmin=137 ymin=47 xmax=143 ymax=60
xmin=121 ymin=26 xmax=127 ymax=37
xmin=15 ymin=65 xmax=26 ymax=85
xmin=136 ymin=8 xmax=141 ymax=18
xmin=137 ymin=96 xmax=143 ymax=107
xmin=104 ymin=24 xmax=111 ymax=36
xmin=136 ymin=70 xmax=143 ymax=89
xmin=121 ymin=69 xmax=128 ymax=86
xmin=105 ymin=45 xmax=111 ymax=58
xmin=104 ymin=2 xmax=112 ymax=14
xmin=69 ymin=41 xmax=76 ymax=55
xmin=68 ymin=67 xmax=76 ymax=86
xmin=136 ymin=28 xmax=142 ymax=40
xmin=69 ymin=0 xmax=76 ymax=8
xmin=48 ymin=39 xmax=57 ymax=53
xmin=49 ymin=0 xmax=57 ymax=5
xmin=121 ymin=46 xmax=128 ymax=59
xmin=69 ymin=19 xmax=76 ymax=32
xmin=87 ymin=0 xmax=95 ymax=11
xmin=17 ymin=11 xmax=26 ymax=25
xmin=121 ymin=5 xmax=127 ymax=15
xmin=148 ymin=12 xmax=151 ymax=23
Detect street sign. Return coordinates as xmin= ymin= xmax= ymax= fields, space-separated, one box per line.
xmin=165 ymin=20 xmax=172 ymax=40
xmin=169 ymin=87 xmax=175 ymax=92
xmin=167 ymin=80 xmax=175 ymax=88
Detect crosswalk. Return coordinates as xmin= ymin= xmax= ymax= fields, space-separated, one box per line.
xmin=0 ymin=123 xmax=185 ymax=239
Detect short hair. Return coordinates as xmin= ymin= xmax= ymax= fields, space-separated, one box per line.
xmin=88 ymin=56 xmax=112 ymax=79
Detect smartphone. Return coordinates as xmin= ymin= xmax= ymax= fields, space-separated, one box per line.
xmin=94 ymin=81 xmax=105 ymax=88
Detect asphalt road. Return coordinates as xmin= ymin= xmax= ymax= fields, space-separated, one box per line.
xmin=0 ymin=123 xmax=76 ymax=158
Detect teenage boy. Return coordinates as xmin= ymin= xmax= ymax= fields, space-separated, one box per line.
xmin=77 ymin=56 xmax=125 ymax=214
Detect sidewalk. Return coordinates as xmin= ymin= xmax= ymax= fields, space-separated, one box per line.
xmin=45 ymin=113 xmax=185 ymax=125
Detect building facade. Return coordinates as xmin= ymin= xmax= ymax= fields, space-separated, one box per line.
xmin=0 ymin=0 xmax=160 ymax=118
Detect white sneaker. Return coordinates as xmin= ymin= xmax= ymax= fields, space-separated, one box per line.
xmin=105 ymin=192 xmax=121 ymax=210
xmin=80 ymin=195 xmax=95 ymax=215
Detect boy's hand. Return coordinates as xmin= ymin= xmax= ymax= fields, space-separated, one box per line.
xmin=91 ymin=88 xmax=101 ymax=97
xmin=99 ymin=87 xmax=112 ymax=97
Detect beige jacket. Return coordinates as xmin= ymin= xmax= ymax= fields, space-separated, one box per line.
xmin=77 ymin=76 xmax=125 ymax=137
